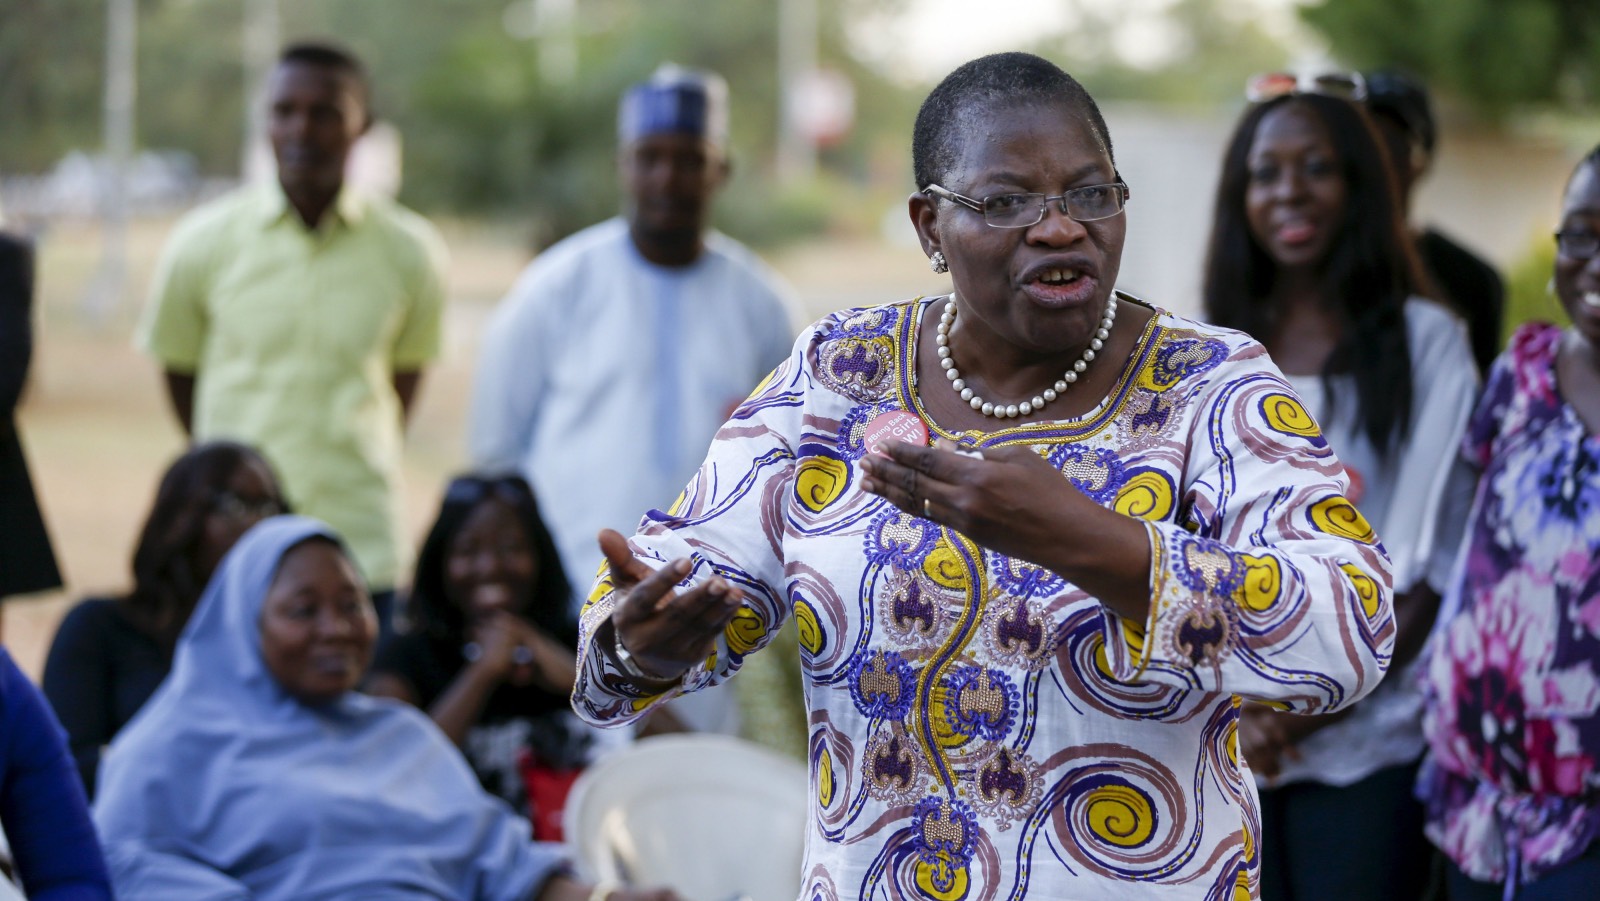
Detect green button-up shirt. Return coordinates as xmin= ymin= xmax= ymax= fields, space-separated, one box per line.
xmin=139 ymin=183 xmax=447 ymax=589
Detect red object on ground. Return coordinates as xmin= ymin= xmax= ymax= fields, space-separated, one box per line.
xmin=520 ymin=750 xmax=583 ymax=842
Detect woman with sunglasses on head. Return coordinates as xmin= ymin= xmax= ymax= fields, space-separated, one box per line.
xmin=41 ymin=440 xmax=286 ymax=799
xmin=1416 ymin=147 xmax=1600 ymax=901
xmin=1202 ymin=73 xmax=1479 ymax=901
xmin=366 ymin=475 xmax=603 ymax=836
xmin=571 ymin=53 xmax=1398 ymax=899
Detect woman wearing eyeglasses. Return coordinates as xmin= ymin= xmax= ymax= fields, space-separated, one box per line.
xmin=366 ymin=475 xmax=604 ymax=839
xmin=1201 ymin=75 xmax=1479 ymax=901
xmin=41 ymin=441 xmax=287 ymax=799
xmin=1416 ymin=147 xmax=1600 ymax=901
xmin=570 ymin=53 xmax=1396 ymax=899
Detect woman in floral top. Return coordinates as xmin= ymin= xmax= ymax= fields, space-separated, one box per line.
xmin=1420 ymin=145 xmax=1600 ymax=899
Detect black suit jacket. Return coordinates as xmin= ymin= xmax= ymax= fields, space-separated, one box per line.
xmin=0 ymin=231 xmax=63 ymax=598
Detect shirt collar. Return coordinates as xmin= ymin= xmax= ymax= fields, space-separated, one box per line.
xmin=256 ymin=181 xmax=368 ymax=230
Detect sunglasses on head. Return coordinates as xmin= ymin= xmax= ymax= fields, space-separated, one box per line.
xmin=443 ymin=475 xmax=531 ymax=506
xmin=1245 ymin=71 xmax=1368 ymax=104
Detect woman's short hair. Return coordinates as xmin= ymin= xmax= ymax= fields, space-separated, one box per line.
xmin=126 ymin=441 xmax=282 ymax=648
xmin=1568 ymin=143 xmax=1600 ymax=189
xmin=1202 ymin=93 xmax=1425 ymax=452
xmin=912 ymin=52 xmax=1114 ymax=191
xmin=406 ymin=475 xmax=576 ymax=649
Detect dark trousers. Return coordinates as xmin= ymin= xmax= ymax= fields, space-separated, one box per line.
xmin=1258 ymin=760 xmax=1433 ymax=901
xmin=1445 ymin=840 xmax=1600 ymax=901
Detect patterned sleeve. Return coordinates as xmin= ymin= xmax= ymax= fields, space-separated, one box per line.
xmin=570 ymin=328 xmax=811 ymax=726
xmin=1097 ymin=342 xmax=1396 ymax=714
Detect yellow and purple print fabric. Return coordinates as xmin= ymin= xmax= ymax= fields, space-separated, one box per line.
xmin=574 ymin=298 xmax=1394 ymax=900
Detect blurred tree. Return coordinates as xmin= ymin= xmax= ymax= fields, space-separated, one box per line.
xmin=0 ymin=0 xmax=911 ymax=246
xmin=0 ymin=0 xmax=106 ymax=173
xmin=1300 ymin=0 xmax=1600 ymax=114
xmin=399 ymin=0 xmax=912 ymax=245
xmin=1503 ymin=232 xmax=1566 ymax=340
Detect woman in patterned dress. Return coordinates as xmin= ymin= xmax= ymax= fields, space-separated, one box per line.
xmin=1417 ymin=145 xmax=1600 ymax=900
xmin=572 ymin=53 xmax=1396 ymax=900
xmin=1201 ymin=79 xmax=1480 ymax=901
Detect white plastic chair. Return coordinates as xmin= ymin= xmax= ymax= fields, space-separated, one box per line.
xmin=0 ymin=826 xmax=23 ymax=901
xmin=562 ymin=733 xmax=808 ymax=901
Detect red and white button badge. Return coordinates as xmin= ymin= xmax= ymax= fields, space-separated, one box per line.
xmin=865 ymin=411 xmax=929 ymax=456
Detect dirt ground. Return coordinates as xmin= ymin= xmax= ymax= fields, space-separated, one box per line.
xmin=3 ymin=215 xmax=948 ymax=677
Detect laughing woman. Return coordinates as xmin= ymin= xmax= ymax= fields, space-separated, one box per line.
xmin=1201 ymin=77 xmax=1479 ymax=901
xmin=93 ymin=516 xmax=676 ymax=901
xmin=570 ymin=53 xmax=1396 ymax=900
xmin=1418 ymin=146 xmax=1600 ymax=901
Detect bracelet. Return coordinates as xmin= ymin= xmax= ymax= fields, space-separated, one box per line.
xmin=611 ymin=625 xmax=672 ymax=682
xmin=588 ymin=880 xmax=620 ymax=901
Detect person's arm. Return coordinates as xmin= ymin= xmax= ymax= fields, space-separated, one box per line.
xmin=40 ymin=604 xmax=120 ymax=798
xmin=865 ymin=342 xmax=1396 ymax=713
xmin=0 ymin=234 xmax=36 ymax=426
xmin=389 ymin=221 xmax=447 ymax=432
xmin=96 ymin=845 xmax=251 ymax=901
xmin=162 ymin=371 xmax=195 ymax=437
xmin=571 ymin=329 xmax=809 ymax=727
xmin=370 ymin=617 xmax=573 ymax=746
xmin=0 ymin=652 xmax=114 ymax=901
xmin=863 ymin=442 xmax=1154 ymax=621
xmin=392 ymin=369 xmax=423 ymax=427
xmin=467 ymin=289 xmax=547 ymax=474
xmin=137 ymin=217 xmax=212 ymax=435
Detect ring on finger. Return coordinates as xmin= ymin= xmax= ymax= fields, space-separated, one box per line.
xmin=923 ymin=497 xmax=933 ymax=518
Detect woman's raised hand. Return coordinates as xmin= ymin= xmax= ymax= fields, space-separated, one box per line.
xmin=472 ymin=612 xmax=577 ymax=692
xmin=859 ymin=438 xmax=1153 ymax=623
xmin=861 ymin=439 xmax=1088 ymax=565
xmin=596 ymin=529 xmax=743 ymax=683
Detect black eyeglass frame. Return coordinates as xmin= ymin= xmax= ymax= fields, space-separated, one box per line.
xmin=921 ymin=181 xmax=1132 ymax=229
xmin=1555 ymin=230 xmax=1600 ymax=260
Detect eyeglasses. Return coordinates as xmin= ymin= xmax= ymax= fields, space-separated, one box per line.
xmin=212 ymin=492 xmax=284 ymax=521
xmin=1555 ymin=230 xmax=1600 ymax=260
xmin=922 ymin=182 xmax=1131 ymax=229
xmin=1245 ymin=71 xmax=1368 ymax=104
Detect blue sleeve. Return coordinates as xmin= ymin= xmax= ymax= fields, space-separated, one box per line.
xmin=98 ymin=845 xmax=252 ymax=901
xmin=468 ymin=281 xmax=549 ymax=476
xmin=41 ymin=602 xmax=118 ymax=798
xmin=0 ymin=651 xmax=114 ymax=901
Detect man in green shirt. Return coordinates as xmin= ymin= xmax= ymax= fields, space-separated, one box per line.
xmin=140 ymin=42 xmax=447 ymax=629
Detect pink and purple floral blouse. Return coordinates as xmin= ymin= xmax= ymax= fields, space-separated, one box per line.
xmin=1421 ymin=322 xmax=1600 ymax=884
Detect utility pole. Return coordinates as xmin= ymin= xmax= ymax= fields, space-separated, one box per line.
xmin=84 ymin=0 xmax=136 ymax=324
xmin=535 ymin=0 xmax=578 ymax=84
xmin=777 ymin=0 xmax=817 ymax=181
xmin=242 ymin=0 xmax=281 ymax=183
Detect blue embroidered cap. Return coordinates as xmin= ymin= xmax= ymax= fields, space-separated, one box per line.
xmin=618 ymin=63 xmax=729 ymax=149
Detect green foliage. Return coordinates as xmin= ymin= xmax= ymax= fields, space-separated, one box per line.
xmin=1503 ymin=231 xmax=1567 ymax=341
xmin=0 ymin=0 xmax=106 ymax=172
xmin=1300 ymin=0 xmax=1600 ymax=114
xmin=0 ymin=0 xmax=913 ymax=248
xmin=1036 ymin=0 xmax=1298 ymax=106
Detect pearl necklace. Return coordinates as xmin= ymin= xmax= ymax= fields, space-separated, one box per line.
xmin=935 ymin=293 xmax=1118 ymax=419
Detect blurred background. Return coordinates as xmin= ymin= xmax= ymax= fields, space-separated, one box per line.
xmin=2 ymin=0 xmax=1597 ymax=674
